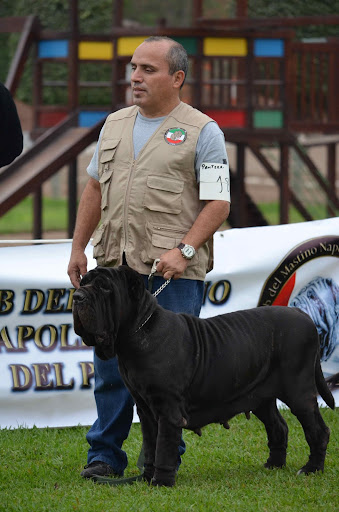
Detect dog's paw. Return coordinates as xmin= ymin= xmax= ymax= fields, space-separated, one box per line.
xmin=297 ymin=462 xmax=324 ymax=475
xmin=151 ymin=477 xmax=175 ymax=487
xmin=142 ymin=464 xmax=155 ymax=484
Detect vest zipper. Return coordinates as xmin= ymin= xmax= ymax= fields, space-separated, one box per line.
xmin=123 ymin=159 xmax=136 ymax=251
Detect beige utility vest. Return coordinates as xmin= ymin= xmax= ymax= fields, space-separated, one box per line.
xmin=92 ymin=101 xmax=213 ymax=280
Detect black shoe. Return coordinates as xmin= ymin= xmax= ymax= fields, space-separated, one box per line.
xmin=81 ymin=461 xmax=121 ymax=479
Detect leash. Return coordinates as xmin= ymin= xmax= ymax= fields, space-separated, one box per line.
xmin=148 ymin=258 xmax=171 ymax=297
xmin=91 ymin=445 xmax=145 ymax=486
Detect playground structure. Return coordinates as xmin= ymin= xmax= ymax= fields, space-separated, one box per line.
xmin=0 ymin=1 xmax=338 ymax=237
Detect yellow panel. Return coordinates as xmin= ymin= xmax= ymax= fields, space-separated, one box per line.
xmin=117 ymin=36 xmax=151 ymax=56
xmin=204 ymin=38 xmax=247 ymax=57
xmin=78 ymin=42 xmax=113 ymax=60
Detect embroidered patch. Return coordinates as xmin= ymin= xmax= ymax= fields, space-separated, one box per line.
xmin=164 ymin=128 xmax=187 ymax=145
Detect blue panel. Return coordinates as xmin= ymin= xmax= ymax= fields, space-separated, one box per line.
xmin=254 ymin=39 xmax=284 ymax=57
xmin=38 ymin=40 xmax=69 ymax=58
xmin=78 ymin=111 xmax=108 ymax=127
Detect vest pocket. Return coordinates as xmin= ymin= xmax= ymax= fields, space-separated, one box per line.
xmin=141 ymin=222 xmax=198 ymax=266
xmin=143 ymin=175 xmax=184 ymax=214
xmin=100 ymin=138 xmax=120 ymax=163
xmin=92 ymin=221 xmax=119 ymax=264
xmin=99 ymin=169 xmax=114 ymax=210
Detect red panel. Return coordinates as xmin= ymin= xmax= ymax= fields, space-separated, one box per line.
xmin=39 ymin=111 xmax=68 ymax=128
xmin=204 ymin=110 xmax=246 ymax=128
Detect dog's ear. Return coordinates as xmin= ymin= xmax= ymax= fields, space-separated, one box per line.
xmin=118 ymin=265 xmax=145 ymax=299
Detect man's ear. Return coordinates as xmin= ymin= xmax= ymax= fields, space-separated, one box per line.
xmin=173 ymin=70 xmax=185 ymax=89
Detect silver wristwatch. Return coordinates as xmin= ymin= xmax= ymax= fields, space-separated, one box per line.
xmin=177 ymin=243 xmax=196 ymax=260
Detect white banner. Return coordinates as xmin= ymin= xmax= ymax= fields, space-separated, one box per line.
xmin=0 ymin=218 xmax=338 ymax=428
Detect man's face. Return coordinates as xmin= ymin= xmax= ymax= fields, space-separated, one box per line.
xmin=130 ymin=41 xmax=183 ymax=117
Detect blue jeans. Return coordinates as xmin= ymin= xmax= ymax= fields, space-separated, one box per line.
xmin=86 ymin=274 xmax=204 ymax=474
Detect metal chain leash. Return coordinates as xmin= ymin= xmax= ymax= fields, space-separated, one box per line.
xmin=148 ymin=258 xmax=171 ymax=297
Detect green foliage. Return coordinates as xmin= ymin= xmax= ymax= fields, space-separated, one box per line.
xmin=248 ymin=0 xmax=339 ymax=38
xmin=0 ymin=410 xmax=338 ymax=511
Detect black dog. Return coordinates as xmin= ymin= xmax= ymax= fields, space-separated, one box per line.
xmin=72 ymin=266 xmax=335 ymax=487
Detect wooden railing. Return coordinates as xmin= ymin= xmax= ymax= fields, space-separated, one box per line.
xmin=289 ymin=40 xmax=339 ymax=133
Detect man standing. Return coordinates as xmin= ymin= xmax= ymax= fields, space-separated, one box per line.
xmin=68 ymin=36 xmax=230 ymax=479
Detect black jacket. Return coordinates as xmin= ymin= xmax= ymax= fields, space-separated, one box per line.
xmin=0 ymin=83 xmax=23 ymax=167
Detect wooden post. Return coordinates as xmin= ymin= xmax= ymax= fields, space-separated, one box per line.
xmin=279 ymin=143 xmax=289 ymax=224
xmin=32 ymin=43 xmax=41 ymax=138
xmin=236 ymin=142 xmax=247 ymax=227
xmin=111 ymin=1 xmax=123 ymax=111
xmin=33 ymin=188 xmax=42 ymax=239
xmin=246 ymin=36 xmax=254 ymax=131
xmin=327 ymin=142 xmax=336 ymax=217
xmin=236 ymin=0 xmax=248 ymax=17
xmin=68 ymin=0 xmax=79 ymax=113
xmin=192 ymin=0 xmax=203 ymax=26
xmin=68 ymin=159 xmax=77 ymax=237
xmin=112 ymin=0 xmax=123 ymax=26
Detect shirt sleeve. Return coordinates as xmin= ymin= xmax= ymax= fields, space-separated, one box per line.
xmin=195 ymin=121 xmax=228 ymax=182
xmin=86 ymin=126 xmax=104 ymax=181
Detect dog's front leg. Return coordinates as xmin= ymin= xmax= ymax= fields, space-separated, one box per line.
xmin=138 ymin=407 xmax=158 ymax=483
xmin=152 ymin=417 xmax=182 ymax=487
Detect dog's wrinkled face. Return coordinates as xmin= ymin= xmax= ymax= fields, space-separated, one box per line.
xmin=72 ymin=267 xmax=122 ymax=360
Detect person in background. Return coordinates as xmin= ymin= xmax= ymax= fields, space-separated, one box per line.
xmin=0 ymin=82 xmax=23 ymax=167
xmin=68 ymin=36 xmax=230 ymax=479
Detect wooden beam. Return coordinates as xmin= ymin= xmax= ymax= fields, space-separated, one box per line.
xmin=236 ymin=0 xmax=248 ymax=18
xmin=5 ymin=15 xmax=40 ymax=94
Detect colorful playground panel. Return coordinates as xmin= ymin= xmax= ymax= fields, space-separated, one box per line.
xmin=253 ymin=110 xmax=283 ymax=128
xmin=205 ymin=110 xmax=246 ymax=128
xmin=78 ymin=111 xmax=109 ymax=127
xmin=37 ymin=37 xmax=284 ymax=129
xmin=203 ymin=38 xmax=247 ymax=56
xmin=38 ymin=37 xmax=284 ymax=59
xmin=78 ymin=42 xmax=113 ymax=60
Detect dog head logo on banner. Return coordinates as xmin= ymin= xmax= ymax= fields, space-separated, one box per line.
xmin=258 ymin=235 xmax=339 ymax=364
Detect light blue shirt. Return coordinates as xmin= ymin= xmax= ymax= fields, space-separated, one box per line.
xmin=87 ymin=111 xmax=228 ymax=182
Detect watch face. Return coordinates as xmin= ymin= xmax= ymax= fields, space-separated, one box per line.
xmin=183 ymin=245 xmax=195 ymax=259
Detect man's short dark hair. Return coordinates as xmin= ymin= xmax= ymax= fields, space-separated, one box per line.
xmin=143 ymin=36 xmax=188 ymax=88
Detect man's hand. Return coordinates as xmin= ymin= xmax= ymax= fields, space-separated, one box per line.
xmin=68 ymin=250 xmax=88 ymax=289
xmin=156 ymin=248 xmax=188 ymax=280
xmin=67 ymin=177 xmax=101 ymax=288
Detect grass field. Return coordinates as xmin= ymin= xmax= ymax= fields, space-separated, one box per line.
xmin=0 ymin=197 xmax=331 ymax=234
xmin=0 ymin=409 xmax=338 ymax=512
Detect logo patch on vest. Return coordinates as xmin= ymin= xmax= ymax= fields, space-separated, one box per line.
xmin=164 ymin=128 xmax=187 ymax=145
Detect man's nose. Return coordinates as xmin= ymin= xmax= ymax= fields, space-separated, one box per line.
xmin=131 ymin=67 xmax=142 ymax=83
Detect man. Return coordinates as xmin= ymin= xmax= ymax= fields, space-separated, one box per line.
xmin=68 ymin=36 xmax=230 ymax=479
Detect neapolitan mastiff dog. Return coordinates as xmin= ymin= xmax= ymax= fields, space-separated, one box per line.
xmin=72 ymin=266 xmax=335 ymax=487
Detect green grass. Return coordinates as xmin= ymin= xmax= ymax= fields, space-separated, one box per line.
xmin=0 ymin=197 xmax=68 ymax=234
xmin=0 ymin=197 xmax=333 ymax=235
xmin=0 ymin=409 xmax=338 ymax=511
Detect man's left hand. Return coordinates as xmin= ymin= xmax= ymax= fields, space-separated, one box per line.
xmin=156 ymin=249 xmax=188 ymax=280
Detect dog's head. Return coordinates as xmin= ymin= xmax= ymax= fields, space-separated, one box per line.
xmin=72 ymin=265 xmax=145 ymax=360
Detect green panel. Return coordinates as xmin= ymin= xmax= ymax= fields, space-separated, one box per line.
xmin=173 ymin=37 xmax=198 ymax=55
xmin=254 ymin=110 xmax=283 ymax=128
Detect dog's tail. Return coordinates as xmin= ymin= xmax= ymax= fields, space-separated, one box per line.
xmin=316 ymin=352 xmax=335 ymax=410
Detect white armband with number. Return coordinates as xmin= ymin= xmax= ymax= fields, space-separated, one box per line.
xmin=199 ymin=162 xmax=231 ymax=202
